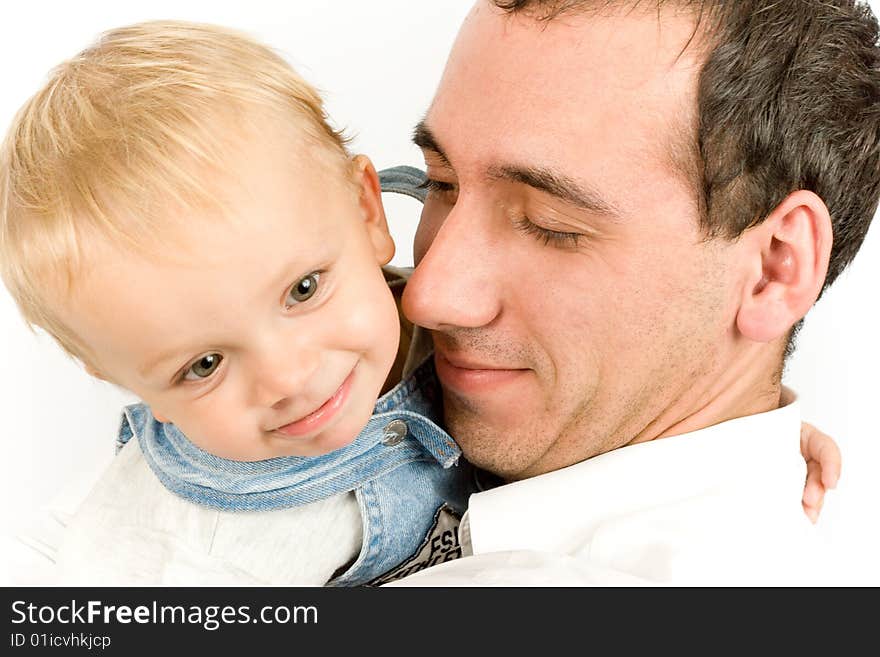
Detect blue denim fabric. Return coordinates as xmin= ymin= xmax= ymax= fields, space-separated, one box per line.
xmin=117 ymin=356 xmax=474 ymax=585
xmin=377 ymin=165 xmax=428 ymax=202
xmin=117 ymin=355 xmax=458 ymax=507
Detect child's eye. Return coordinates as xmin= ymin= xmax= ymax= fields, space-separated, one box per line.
xmin=286 ymin=272 xmax=320 ymax=307
xmin=183 ymin=353 xmax=223 ymax=381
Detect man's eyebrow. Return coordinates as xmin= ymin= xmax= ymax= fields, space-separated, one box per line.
xmin=413 ymin=120 xmax=619 ymax=217
xmin=412 ymin=120 xmax=451 ymax=166
xmin=489 ymin=164 xmax=621 ymax=217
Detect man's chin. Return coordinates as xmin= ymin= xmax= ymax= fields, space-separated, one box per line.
xmin=444 ymin=403 xmax=549 ymax=480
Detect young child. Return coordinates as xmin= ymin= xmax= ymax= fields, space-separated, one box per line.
xmin=0 ymin=21 xmax=473 ymax=585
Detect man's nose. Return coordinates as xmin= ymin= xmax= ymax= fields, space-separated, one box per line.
xmin=403 ymin=197 xmax=502 ymax=331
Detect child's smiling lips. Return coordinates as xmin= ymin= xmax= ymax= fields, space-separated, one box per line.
xmin=271 ymin=367 xmax=356 ymax=438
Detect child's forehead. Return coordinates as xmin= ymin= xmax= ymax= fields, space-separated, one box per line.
xmin=63 ymin=202 xmax=339 ymax=369
xmin=54 ymin=111 xmax=362 ymax=310
xmin=97 ymin=118 xmax=356 ymax=259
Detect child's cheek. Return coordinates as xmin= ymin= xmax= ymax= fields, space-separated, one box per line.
xmin=340 ymin=286 xmax=399 ymax=356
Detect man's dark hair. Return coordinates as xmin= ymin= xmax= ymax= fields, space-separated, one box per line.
xmin=493 ymin=0 xmax=880 ymax=296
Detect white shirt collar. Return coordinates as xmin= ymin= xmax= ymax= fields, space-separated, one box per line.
xmin=463 ymin=399 xmax=805 ymax=556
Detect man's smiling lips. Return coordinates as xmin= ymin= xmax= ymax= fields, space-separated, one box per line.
xmin=433 ymin=350 xmax=529 ymax=394
xmin=271 ymin=368 xmax=355 ymax=438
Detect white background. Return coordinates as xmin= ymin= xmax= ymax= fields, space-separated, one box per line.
xmin=1 ymin=1 xmax=877 ymax=584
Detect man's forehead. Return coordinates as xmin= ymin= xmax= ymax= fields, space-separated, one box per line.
xmin=448 ymin=2 xmax=705 ymax=99
xmin=485 ymin=0 xmax=707 ymax=21
xmin=421 ymin=1 xmax=704 ymax=192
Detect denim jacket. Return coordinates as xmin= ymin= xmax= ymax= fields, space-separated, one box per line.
xmin=115 ymin=166 xmax=475 ymax=587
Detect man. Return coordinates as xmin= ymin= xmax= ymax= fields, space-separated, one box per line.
xmin=393 ymin=0 xmax=877 ymax=584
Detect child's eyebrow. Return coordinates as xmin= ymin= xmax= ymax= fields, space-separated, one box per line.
xmin=138 ymin=349 xmax=189 ymax=379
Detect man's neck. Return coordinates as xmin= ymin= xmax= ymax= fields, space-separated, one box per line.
xmin=628 ymin=341 xmax=786 ymax=447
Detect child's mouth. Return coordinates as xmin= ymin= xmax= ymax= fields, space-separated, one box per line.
xmin=273 ymin=367 xmax=355 ymax=438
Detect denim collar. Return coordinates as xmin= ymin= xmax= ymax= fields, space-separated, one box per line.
xmin=117 ymin=357 xmax=461 ymax=511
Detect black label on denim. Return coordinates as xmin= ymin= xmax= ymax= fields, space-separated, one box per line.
xmin=366 ymin=504 xmax=463 ymax=586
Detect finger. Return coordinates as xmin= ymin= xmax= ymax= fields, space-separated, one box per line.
xmin=802 ymin=501 xmax=819 ymax=525
xmin=814 ymin=437 xmax=841 ymax=490
xmin=809 ymin=490 xmax=824 ymax=524
xmin=803 ymin=459 xmax=824 ymax=509
xmin=800 ymin=423 xmax=842 ymax=489
xmin=799 ymin=422 xmax=815 ymax=456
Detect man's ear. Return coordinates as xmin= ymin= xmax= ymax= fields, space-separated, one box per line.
xmin=352 ymin=154 xmax=395 ymax=266
xmin=736 ymin=190 xmax=833 ymax=343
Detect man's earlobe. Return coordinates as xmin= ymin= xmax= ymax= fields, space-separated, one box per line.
xmin=352 ymin=154 xmax=395 ymax=266
xmin=736 ymin=190 xmax=832 ymax=343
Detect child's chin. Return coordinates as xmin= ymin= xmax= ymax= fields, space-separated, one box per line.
xmin=306 ymin=433 xmax=358 ymax=457
xmin=273 ymin=421 xmax=366 ymax=459
xmin=312 ymin=415 xmax=371 ymax=455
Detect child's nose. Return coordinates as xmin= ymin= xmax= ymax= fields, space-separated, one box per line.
xmin=251 ymin=345 xmax=320 ymax=409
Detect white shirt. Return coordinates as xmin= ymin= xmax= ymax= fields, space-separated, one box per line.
xmin=50 ymin=439 xmax=362 ymax=585
xmin=392 ymin=400 xmax=825 ymax=586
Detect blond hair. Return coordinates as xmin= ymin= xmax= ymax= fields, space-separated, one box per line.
xmin=0 ymin=20 xmax=351 ymax=363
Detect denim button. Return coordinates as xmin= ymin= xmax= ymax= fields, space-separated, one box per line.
xmin=382 ymin=419 xmax=408 ymax=446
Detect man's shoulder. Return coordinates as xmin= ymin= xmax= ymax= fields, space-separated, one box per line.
xmin=386 ymin=549 xmax=653 ymax=586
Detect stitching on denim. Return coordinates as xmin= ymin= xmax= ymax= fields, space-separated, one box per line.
xmin=327 ymin=483 xmax=381 ymax=586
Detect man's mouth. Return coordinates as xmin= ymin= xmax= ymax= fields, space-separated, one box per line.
xmin=433 ymin=350 xmax=529 ymax=394
xmin=272 ymin=368 xmax=356 ymax=438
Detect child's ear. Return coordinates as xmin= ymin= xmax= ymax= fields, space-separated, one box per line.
xmin=735 ymin=190 xmax=833 ymax=343
xmin=84 ymin=361 xmax=170 ymax=423
xmin=352 ymin=154 xmax=395 ymax=266
xmin=84 ymin=362 xmax=107 ymax=381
